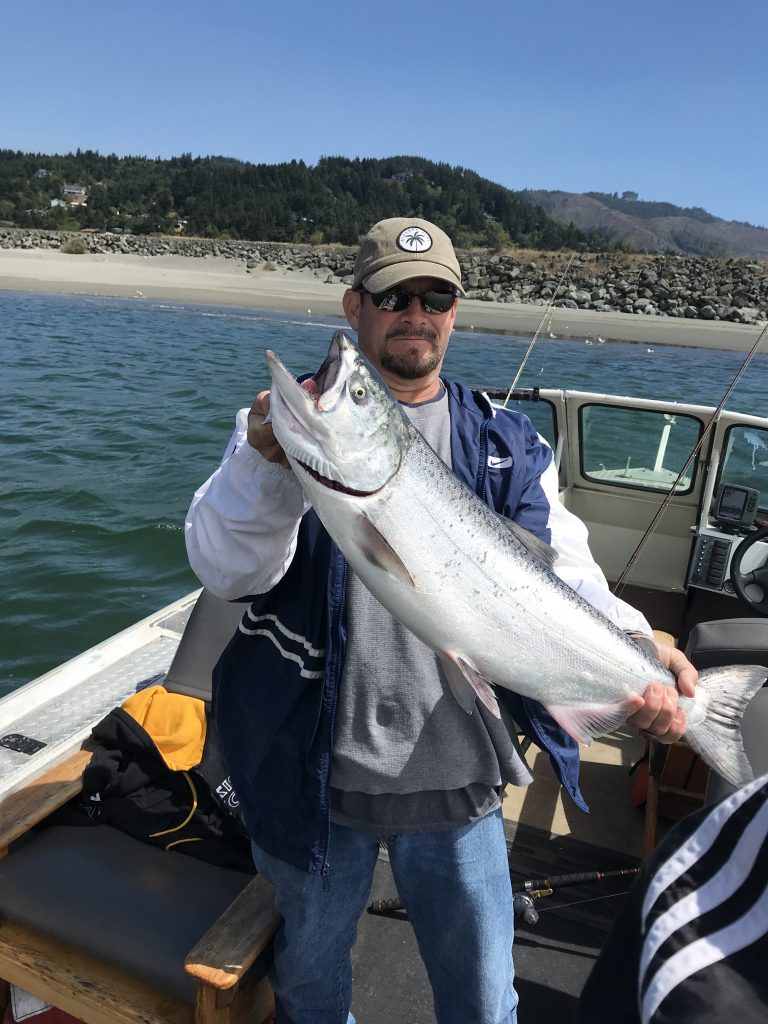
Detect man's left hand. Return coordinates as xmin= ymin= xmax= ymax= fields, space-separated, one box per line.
xmin=626 ymin=641 xmax=698 ymax=744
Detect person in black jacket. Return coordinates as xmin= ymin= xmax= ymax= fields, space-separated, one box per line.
xmin=577 ymin=772 xmax=768 ymax=1023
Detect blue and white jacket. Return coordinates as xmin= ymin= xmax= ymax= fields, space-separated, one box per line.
xmin=186 ymin=379 xmax=651 ymax=874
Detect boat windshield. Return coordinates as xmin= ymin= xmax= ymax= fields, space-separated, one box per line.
xmin=579 ymin=404 xmax=703 ymax=493
xmin=718 ymin=425 xmax=768 ymax=514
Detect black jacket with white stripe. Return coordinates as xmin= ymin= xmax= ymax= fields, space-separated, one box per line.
xmin=577 ymin=772 xmax=768 ymax=1023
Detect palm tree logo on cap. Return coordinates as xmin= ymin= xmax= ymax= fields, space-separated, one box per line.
xmin=397 ymin=227 xmax=433 ymax=253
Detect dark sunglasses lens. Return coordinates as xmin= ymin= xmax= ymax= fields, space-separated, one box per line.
xmin=369 ymin=288 xmax=455 ymax=313
xmin=371 ymin=289 xmax=411 ymax=312
xmin=421 ymin=290 xmax=456 ymax=314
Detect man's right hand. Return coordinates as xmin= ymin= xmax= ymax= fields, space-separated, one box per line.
xmin=247 ymin=391 xmax=289 ymax=468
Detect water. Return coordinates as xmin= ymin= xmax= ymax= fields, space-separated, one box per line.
xmin=2 ymin=290 xmax=767 ymax=695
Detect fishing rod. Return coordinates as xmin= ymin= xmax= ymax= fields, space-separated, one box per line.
xmin=500 ymin=254 xmax=575 ymax=406
xmin=510 ymin=866 xmax=640 ymax=924
xmin=368 ymin=865 xmax=640 ymax=926
xmin=498 ymin=252 xmax=768 ymax=594
xmin=613 ymin=319 xmax=768 ymax=596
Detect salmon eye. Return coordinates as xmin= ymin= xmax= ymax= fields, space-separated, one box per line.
xmin=351 ymin=383 xmax=367 ymax=402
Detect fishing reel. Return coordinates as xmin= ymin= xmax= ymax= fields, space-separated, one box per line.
xmin=512 ymin=891 xmax=543 ymax=925
xmin=368 ymin=867 xmax=640 ymax=927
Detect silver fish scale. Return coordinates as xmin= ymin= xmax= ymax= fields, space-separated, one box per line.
xmin=0 ymin=635 xmax=178 ymax=797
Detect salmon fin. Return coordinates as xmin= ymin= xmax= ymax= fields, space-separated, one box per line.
xmin=356 ymin=514 xmax=416 ymax=588
xmin=440 ymin=654 xmax=501 ymax=719
xmin=500 ymin=518 xmax=558 ymax=568
xmin=545 ymin=696 xmax=644 ymax=745
xmin=684 ymin=664 xmax=766 ymax=789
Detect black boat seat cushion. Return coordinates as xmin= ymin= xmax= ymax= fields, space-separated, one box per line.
xmin=685 ymin=617 xmax=768 ymax=669
xmin=684 ymin=618 xmax=768 ymax=803
xmin=0 ymin=823 xmax=265 ymax=1003
xmin=164 ymin=588 xmax=245 ymax=701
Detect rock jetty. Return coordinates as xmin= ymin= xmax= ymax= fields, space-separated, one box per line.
xmin=1 ymin=228 xmax=766 ymax=325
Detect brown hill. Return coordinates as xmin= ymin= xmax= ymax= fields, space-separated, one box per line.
xmin=524 ymin=190 xmax=768 ymax=259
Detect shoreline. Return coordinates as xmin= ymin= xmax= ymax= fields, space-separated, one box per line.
xmin=1 ymin=249 xmax=765 ymax=351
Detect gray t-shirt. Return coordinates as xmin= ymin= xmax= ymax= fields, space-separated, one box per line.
xmin=330 ymin=386 xmax=532 ymax=833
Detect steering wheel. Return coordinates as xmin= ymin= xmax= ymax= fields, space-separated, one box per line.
xmin=730 ymin=525 xmax=768 ymax=616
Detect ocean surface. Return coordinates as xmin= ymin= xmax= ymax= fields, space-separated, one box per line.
xmin=2 ymin=289 xmax=767 ymax=697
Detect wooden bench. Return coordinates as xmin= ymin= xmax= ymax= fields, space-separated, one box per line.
xmin=0 ymin=587 xmax=282 ymax=1024
xmin=0 ymin=745 xmax=280 ymax=1024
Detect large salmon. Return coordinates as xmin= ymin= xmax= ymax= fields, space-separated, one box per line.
xmin=266 ymin=331 xmax=764 ymax=789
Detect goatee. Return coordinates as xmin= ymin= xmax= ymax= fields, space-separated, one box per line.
xmin=380 ymin=330 xmax=443 ymax=380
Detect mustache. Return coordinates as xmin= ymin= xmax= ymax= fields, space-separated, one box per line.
xmin=385 ymin=325 xmax=439 ymax=343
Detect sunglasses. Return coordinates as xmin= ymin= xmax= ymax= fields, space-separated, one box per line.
xmin=364 ymin=287 xmax=457 ymax=315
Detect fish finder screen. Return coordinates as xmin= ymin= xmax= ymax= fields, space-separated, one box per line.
xmin=719 ymin=486 xmax=748 ymax=520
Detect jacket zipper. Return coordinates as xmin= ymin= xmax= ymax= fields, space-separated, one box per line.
xmin=476 ymin=417 xmax=490 ymax=496
xmin=320 ymin=553 xmax=348 ymax=887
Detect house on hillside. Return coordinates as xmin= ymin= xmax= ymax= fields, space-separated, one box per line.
xmin=621 ymin=191 xmax=639 ymax=201
xmin=50 ymin=198 xmax=66 ymax=208
xmin=34 ymin=168 xmax=48 ymax=179
xmin=63 ymin=183 xmax=88 ymax=206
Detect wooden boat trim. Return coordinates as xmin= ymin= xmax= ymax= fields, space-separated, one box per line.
xmin=0 ymin=747 xmax=93 ymax=854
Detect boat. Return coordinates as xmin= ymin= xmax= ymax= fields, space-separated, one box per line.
xmin=1 ymin=383 xmax=768 ymax=1024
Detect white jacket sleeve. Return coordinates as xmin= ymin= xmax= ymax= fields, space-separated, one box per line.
xmin=540 ymin=449 xmax=653 ymax=635
xmin=184 ymin=408 xmax=309 ymax=600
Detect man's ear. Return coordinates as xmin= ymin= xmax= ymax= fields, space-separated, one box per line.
xmin=343 ymin=288 xmax=362 ymax=330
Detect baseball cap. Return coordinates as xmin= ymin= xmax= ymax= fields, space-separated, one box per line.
xmin=352 ymin=217 xmax=465 ymax=295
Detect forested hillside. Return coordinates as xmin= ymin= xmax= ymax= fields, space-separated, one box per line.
xmin=0 ymin=150 xmax=605 ymax=251
xmin=586 ymin=193 xmax=718 ymax=224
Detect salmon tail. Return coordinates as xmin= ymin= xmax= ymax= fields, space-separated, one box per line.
xmin=685 ymin=665 xmax=767 ymax=789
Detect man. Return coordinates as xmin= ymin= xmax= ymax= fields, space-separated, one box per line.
xmin=185 ymin=217 xmax=697 ymax=1024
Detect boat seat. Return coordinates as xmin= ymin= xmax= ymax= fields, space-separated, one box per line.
xmin=685 ymin=617 xmax=768 ymax=671
xmin=0 ymin=586 xmax=279 ymax=1024
xmin=686 ymin=618 xmax=768 ymax=805
xmin=164 ymin=587 xmax=246 ymax=701
xmin=0 ymin=824 xmax=268 ymax=1005
xmin=643 ymin=618 xmax=768 ymax=852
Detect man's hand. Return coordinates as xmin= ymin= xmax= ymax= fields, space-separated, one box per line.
xmin=626 ymin=641 xmax=698 ymax=744
xmin=247 ymin=380 xmax=320 ymax=468
xmin=247 ymin=391 xmax=290 ymax=467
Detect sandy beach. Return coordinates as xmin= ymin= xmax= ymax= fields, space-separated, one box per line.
xmin=1 ymin=248 xmax=765 ymax=351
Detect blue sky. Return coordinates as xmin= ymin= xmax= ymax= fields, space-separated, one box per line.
xmin=3 ymin=0 xmax=767 ymax=226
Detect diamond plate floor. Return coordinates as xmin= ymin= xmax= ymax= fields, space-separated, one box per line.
xmin=0 ymin=597 xmax=196 ymax=798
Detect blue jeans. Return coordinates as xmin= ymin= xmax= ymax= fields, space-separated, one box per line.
xmin=251 ymin=809 xmax=517 ymax=1024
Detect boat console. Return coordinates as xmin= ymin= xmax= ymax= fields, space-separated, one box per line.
xmin=688 ymin=484 xmax=759 ymax=592
xmin=687 ymin=527 xmax=740 ymax=592
xmin=712 ymin=483 xmax=760 ymax=529
xmin=687 ymin=481 xmax=768 ymax=615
